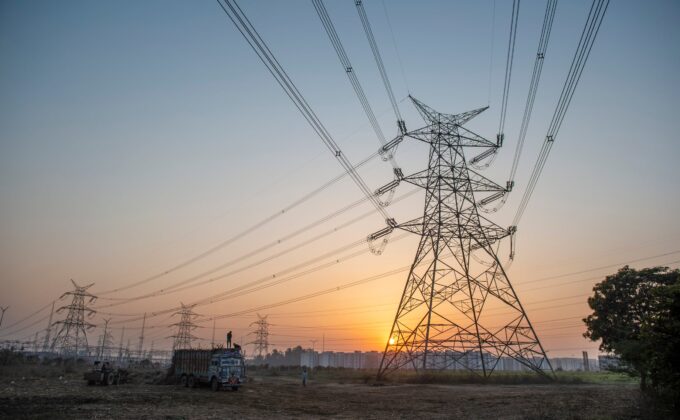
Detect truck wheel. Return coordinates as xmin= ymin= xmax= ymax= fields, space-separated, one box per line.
xmin=231 ymin=386 xmax=238 ymax=392
xmin=106 ymin=373 xmax=115 ymax=386
xmin=181 ymin=375 xmax=188 ymax=387
xmin=211 ymin=377 xmax=220 ymax=392
xmin=187 ymin=375 xmax=196 ymax=389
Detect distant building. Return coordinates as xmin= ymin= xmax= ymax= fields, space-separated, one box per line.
xmin=254 ymin=347 xmax=601 ymax=372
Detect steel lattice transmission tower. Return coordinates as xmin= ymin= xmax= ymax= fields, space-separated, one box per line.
xmin=371 ymin=97 xmax=552 ymax=377
xmin=51 ymin=280 xmax=97 ymax=357
xmin=170 ymin=303 xmax=198 ymax=351
xmin=96 ymin=318 xmax=114 ymax=360
xmin=249 ymin=314 xmax=269 ymax=358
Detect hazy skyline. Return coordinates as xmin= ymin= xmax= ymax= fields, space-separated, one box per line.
xmin=1 ymin=0 xmax=679 ymax=357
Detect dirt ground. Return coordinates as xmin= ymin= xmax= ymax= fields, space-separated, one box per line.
xmin=0 ymin=370 xmax=644 ymax=420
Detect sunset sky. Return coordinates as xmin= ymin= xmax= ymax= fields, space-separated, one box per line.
xmin=1 ymin=0 xmax=679 ymax=359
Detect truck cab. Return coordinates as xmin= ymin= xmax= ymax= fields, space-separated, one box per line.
xmin=208 ymin=349 xmax=246 ymax=391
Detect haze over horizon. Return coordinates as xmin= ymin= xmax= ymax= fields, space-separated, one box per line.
xmin=1 ymin=0 xmax=679 ymax=358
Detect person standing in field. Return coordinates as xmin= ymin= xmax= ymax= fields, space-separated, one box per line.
xmin=302 ymin=366 xmax=308 ymax=387
xmin=226 ymin=330 xmax=232 ymax=348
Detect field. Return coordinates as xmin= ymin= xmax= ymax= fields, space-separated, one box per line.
xmin=0 ymin=362 xmax=647 ymax=419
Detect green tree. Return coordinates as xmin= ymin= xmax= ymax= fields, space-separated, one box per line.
xmin=640 ymin=281 xmax=680 ymax=403
xmin=583 ymin=265 xmax=679 ymax=391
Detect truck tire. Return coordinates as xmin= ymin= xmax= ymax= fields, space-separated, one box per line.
xmin=211 ymin=377 xmax=220 ymax=392
xmin=106 ymin=373 xmax=115 ymax=386
xmin=181 ymin=374 xmax=188 ymax=387
xmin=187 ymin=375 xmax=196 ymax=389
xmin=231 ymin=386 xmax=238 ymax=392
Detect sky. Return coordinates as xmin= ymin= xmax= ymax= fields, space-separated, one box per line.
xmin=1 ymin=0 xmax=679 ymax=359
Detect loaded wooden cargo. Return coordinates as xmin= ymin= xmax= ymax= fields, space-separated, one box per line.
xmin=172 ymin=347 xmax=246 ymax=391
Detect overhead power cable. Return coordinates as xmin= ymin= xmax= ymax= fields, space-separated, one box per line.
xmin=0 ymin=300 xmax=53 ymax=333
xmin=508 ymin=0 xmax=558 ymax=183
xmin=498 ymin=0 xmax=520 ymax=140
xmin=355 ymin=0 xmax=405 ymax=133
xmin=216 ymin=0 xmax=392 ymax=223
xmin=97 ymin=138 xmax=384 ymax=297
xmin=380 ymin=0 xmax=409 ymax=94
xmin=105 ymin=229 xmax=413 ymax=326
xmin=513 ymin=0 xmax=609 ymax=226
xmin=98 ymin=187 xmax=419 ymax=307
xmin=0 ymin=313 xmax=51 ymax=339
xmin=8 ymin=255 xmax=679 ymax=342
xmin=312 ymin=0 xmax=400 ymax=168
xmin=471 ymin=0 xmax=520 ymax=172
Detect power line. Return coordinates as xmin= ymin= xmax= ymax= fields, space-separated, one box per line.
xmin=486 ymin=0 xmax=497 ymax=106
xmin=516 ymin=250 xmax=680 ymax=286
xmin=498 ymin=0 xmax=520 ymax=138
xmin=97 ymin=184 xmax=418 ymax=308
xmin=513 ymin=0 xmax=610 ymax=226
xmin=0 ymin=300 xmax=53 ymax=333
xmin=105 ymin=229 xmax=412 ymax=325
xmin=355 ymin=0 xmax=405 ymax=133
xmin=313 ymin=0 xmax=400 ymax=170
xmin=380 ymin=0 xmax=409 ymax=94
xmin=8 ymin=250 xmax=677 ymax=344
xmin=508 ymin=0 xmax=558 ymax=183
xmin=216 ymin=0 xmax=393 ymax=223
xmin=96 ymin=147 xmax=383 ymax=296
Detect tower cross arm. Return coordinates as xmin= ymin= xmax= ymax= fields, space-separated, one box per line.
xmin=467 ymin=169 xmax=509 ymax=193
xmin=402 ymin=125 xmax=496 ymax=148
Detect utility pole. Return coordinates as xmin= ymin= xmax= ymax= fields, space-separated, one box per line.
xmin=211 ymin=319 xmax=216 ymax=348
xmin=117 ymin=326 xmax=125 ymax=363
xmin=371 ymin=97 xmax=552 ymax=378
xmin=97 ymin=318 xmax=113 ymax=360
xmin=0 ymin=306 xmax=8 ymax=328
xmin=42 ymin=301 xmax=55 ymax=352
xmin=51 ymin=280 xmax=96 ymax=357
xmin=138 ymin=313 xmax=146 ymax=359
xmin=310 ymin=339 xmax=317 ymax=369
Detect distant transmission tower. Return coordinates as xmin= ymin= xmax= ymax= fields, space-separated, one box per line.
xmin=170 ymin=303 xmax=198 ymax=351
xmin=138 ymin=312 xmax=147 ymax=359
xmin=249 ymin=314 xmax=269 ymax=358
xmin=370 ymin=97 xmax=552 ymax=377
xmin=42 ymin=301 xmax=55 ymax=352
xmin=51 ymin=280 xmax=97 ymax=357
xmin=97 ymin=318 xmax=114 ymax=360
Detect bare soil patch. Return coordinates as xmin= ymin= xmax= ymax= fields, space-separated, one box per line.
xmin=0 ymin=370 xmax=642 ymax=419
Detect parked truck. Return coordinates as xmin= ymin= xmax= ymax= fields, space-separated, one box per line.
xmin=172 ymin=348 xmax=246 ymax=391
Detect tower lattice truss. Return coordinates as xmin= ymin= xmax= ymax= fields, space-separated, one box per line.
xmin=170 ymin=304 xmax=198 ymax=351
xmin=375 ymin=97 xmax=552 ymax=377
xmin=51 ymin=280 xmax=97 ymax=356
xmin=250 ymin=314 xmax=269 ymax=358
